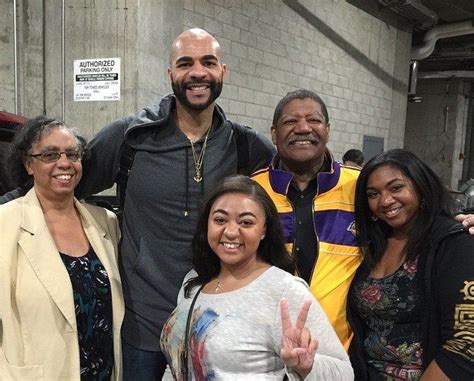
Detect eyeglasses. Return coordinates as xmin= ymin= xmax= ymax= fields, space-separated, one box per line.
xmin=28 ymin=149 xmax=83 ymax=163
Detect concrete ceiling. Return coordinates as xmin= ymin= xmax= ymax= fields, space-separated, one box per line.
xmin=415 ymin=0 xmax=474 ymax=72
xmin=347 ymin=0 xmax=474 ymax=73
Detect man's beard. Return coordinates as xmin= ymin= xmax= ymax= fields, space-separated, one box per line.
xmin=171 ymin=78 xmax=223 ymax=111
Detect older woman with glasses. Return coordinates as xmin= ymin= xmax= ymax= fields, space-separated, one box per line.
xmin=0 ymin=116 xmax=124 ymax=380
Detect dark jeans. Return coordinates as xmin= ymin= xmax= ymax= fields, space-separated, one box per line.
xmin=122 ymin=340 xmax=168 ymax=381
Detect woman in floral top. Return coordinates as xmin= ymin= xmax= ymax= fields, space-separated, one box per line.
xmin=348 ymin=149 xmax=474 ymax=380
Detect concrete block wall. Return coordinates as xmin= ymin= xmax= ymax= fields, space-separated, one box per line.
xmin=182 ymin=0 xmax=411 ymax=160
xmin=0 ymin=0 xmax=411 ymax=162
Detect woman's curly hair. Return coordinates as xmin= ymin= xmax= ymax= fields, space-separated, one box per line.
xmin=5 ymin=115 xmax=87 ymax=188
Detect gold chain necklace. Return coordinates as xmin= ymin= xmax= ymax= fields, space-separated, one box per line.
xmin=213 ymin=266 xmax=263 ymax=293
xmin=188 ymin=126 xmax=212 ymax=183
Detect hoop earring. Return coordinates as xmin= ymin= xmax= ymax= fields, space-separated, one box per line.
xmin=420 ymin=199 xmax=425 ymax=209
xmin=371 ymin=215 xmax=378 ymax=222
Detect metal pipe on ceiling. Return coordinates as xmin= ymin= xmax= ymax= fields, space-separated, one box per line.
xmin=419 ymin=70 xmax=474 ymax=79
xmin=411 ymin=19 xmax=474 ymax=60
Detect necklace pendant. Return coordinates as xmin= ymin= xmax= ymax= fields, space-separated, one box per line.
xmin=215 ymin=280 xmax=221 ymax=293
xmin=193 ymin=172 xmax=203 ymax=183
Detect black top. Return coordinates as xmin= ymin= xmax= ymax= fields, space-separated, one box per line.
xmin=348 ymin=216 xmax=474 ymax=380
xmin=287 ymin=179 xmax=318 ymax=283
xmin=285 ymin=158 xmax=331 ymax=283
xmin=60 ymin=247 xmax=114 ymax=380
xmin=350 ymin=258 xmax=423 ymax=380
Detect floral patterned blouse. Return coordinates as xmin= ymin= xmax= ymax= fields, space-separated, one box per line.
xmin=350 ymin=258 xmax=423 ymax=380
xmin=60 ymin=247 xmax=114 ymax=380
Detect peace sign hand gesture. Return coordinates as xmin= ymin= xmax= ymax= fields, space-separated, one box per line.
xmin=280 ymin=298 xmax=319 ymax=379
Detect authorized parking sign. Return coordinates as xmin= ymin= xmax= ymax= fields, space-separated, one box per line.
xmin=74 ymin=58 xmax=120 ymax=101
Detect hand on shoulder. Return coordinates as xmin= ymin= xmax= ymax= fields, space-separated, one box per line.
xmin=455 ymin=213 xmax=474 ymax=235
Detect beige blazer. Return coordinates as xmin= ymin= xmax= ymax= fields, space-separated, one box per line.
xmin=0 ymin=189 xmax=124 ymax=380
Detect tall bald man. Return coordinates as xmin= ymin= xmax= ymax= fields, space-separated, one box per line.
xmin=77 ymin=28 xmax=274 ymax=379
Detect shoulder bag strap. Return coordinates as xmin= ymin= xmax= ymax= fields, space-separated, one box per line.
xmin=180 ymin=284 xmax=205 ymax=380
xmin=228 ymin=121 xmax=250 ymax=175
xmin=116 ymin=142 xmax=136 ymax=223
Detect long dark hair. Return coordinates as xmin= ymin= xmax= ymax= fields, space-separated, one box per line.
xmin=185 ymin=175 xmax=295 ymax=297
xmin=354 ymin=149 xmax=453 ymax=268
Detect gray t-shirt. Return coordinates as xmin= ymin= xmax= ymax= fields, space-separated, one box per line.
xmin=161 ymin=266 xmax=354 ymax=380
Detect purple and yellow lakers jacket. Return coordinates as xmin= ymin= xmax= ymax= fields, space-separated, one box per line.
xmin=252 ymin=151 xmax=363 ymax=350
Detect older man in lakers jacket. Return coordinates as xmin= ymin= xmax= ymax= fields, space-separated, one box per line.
xmin=252 ymin=89 xmax=362 ymax=350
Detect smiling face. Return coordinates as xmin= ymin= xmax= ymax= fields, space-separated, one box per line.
xmin=271 ymin=98 xmax=330 ymax=173
xmin=366 ymin=165 xmax=421 ymax=236
xmin=168 ymin=31 xmax=227 ymax=111
xmin=24 ymin=127 xmax=82 ymax=202
xmin=207 ymin=192 xmax=266 ymax=270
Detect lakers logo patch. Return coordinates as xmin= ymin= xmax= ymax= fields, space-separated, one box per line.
xmin=347 ymin=221 xmax=357 ymax=237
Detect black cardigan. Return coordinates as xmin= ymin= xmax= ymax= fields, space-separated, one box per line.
xmin=348 ymin=216 xmax=474 ymax=380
